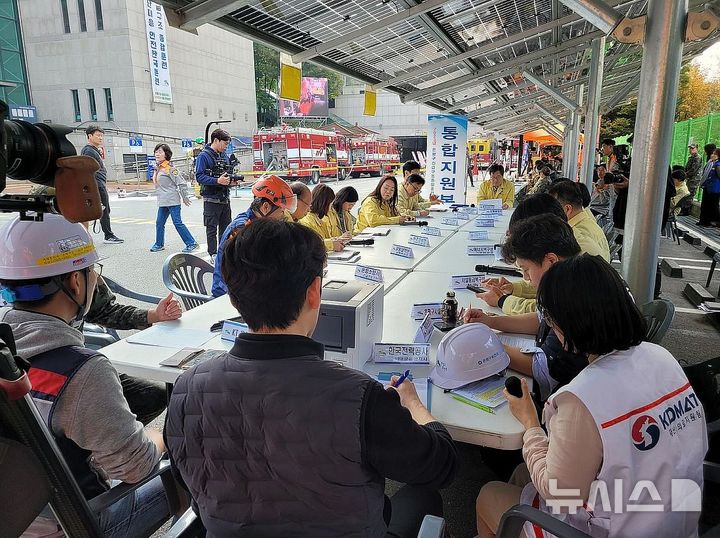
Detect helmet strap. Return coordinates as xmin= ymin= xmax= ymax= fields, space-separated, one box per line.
xmin=58 ymin=268 xmax=92 ymax=328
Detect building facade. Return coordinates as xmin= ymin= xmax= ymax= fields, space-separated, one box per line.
xmin=16 ymin=0 xmax=257 ymax=180
xmin=0 ymin=0 xmax=30 ymax=108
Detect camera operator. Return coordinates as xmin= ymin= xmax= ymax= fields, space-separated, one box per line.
xmin=195 ymin=129 xmax=234 ymax=261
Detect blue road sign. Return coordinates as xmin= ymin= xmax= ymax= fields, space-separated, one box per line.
xmin=129 ymin=136 xmax=143 ymax=147
xmin=181 ymin=138 xmax=193 ymax=148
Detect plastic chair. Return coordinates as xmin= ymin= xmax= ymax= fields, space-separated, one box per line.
xmin=162 ymin=253 xmax=214 ymax=310
xmin=640 ymin=299 xmax=675 ymax=344
xmin=0 ymin=324 xmax=193 ymax=537
xmin=103 ymin=275 xmax=163 ymax=305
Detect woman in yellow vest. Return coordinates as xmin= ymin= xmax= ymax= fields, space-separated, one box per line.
xmin=328 ymin=186 xmax=359 ymax=237
xmin=356 ymin=175 xmax=415 ymax=232
xmin=299 ymin=184 xmax=350 ymax=251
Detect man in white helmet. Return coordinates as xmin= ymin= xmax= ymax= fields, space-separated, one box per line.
xmin=0 ymin=214 xmax=170 ymax=535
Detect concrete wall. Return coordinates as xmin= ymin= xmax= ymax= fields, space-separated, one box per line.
xmin=18 ymin=0 xmax=257 ymax=182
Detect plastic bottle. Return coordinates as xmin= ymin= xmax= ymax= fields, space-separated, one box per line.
xmin=442 ymin=290 xmax=458 ymax=324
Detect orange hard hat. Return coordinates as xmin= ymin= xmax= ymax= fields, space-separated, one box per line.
xmin=252 ymin=175 xmax=297 ymax=213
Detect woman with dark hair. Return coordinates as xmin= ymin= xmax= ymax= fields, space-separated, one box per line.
xmin=299 ymin=184 xmax=349 ymax=252
xmin=329 ymin=186 xmax=359 ymax=236
xmin=356 ymin=175 xmax=414 ymax=232
xmin=476 ymin=255 xmax=706 ymax=538
xmin=150 ymin=143 xmax=198 ymax=253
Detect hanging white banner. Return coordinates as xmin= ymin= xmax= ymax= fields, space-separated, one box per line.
xmin=144 ymin=1 xmax=173 ymax=104
xmin=426 ymin=114 xmax=468 ymax=204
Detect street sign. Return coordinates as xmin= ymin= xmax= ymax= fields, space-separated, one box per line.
xmin=129 ymin=136 xmax=143 ymax=154
xmin=181 ymin=138 xmax=193 ymax=149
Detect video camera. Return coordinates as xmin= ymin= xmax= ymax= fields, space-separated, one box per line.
xmin=0 ymin=99 xmax=101 ymax=223
xmin=206 ymin=154 xmax=244 ymax=184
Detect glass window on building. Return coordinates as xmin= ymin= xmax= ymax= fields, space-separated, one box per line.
xmin=60 ymin=0 xmax=71 ymax=33
xmin=87 ymin=89 xmax=97 ymax=120
xmin=0 ymin=0 xmax=31 ymax=106
xmin=94 ymin=0 xmax=103 ymax=30
xmin=71 ymin=89 xmax=81 ymax=122
xmin=104 ymin=88 xmax=113 ymax=121
xmin=77 ymin=0 xmax=87 ymax=31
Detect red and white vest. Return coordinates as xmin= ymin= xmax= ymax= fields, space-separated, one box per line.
xmin=521 ymin=342 xmax=706 ymax=538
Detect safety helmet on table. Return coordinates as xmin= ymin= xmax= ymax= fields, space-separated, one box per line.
xmin=430 ymin=323 xmax=510 ymax=390
xmin=252 ymin=175 xmax=298 ymax=213
xmin=0 ymin=214 xmax=100 ymax=283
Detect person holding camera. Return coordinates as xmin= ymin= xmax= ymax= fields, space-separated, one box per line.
xmin=195 ymin=129 xmax=233 ymax=260
xmin=150 ymin=144 xmax=198 ymax=253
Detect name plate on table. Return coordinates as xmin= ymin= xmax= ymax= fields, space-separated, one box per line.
xmin=451 ymin=274 xmax=486 ymax=289
xmin=475 ymin=218 xmax=496 ymax=227
xmin=408 ymin=234 xmax=431 ymax=247
xmin=456 ymin=212 xmax=470 ymax=221
xmin=355 ymin=265 xmax=384 ymax=283
xmin=422 ymin=226 xmax=441 ymax=236
xmin=411 ymin=302 xmax=444 ymax=321
xmin=459 ymin=206 xmax=478 ymax=215
xmin=479 ymin=208 xmax=503 ymax=217
xmin=414 ymin=312 xmax=434 ymax=344
xmin=373 ymin=343 xmax=430 ymax=364
xmin=390 ymin=244 xmax=414 ymax=258
xmin=221 ymin=320 xmax=249 ymax=342
xmin=469 ymin=230 xmax=489 ymax=241
xmin=441 ymin=218 xmax=459 ymax=226
xmin=478 ymin=199 xmax=502 ymax=210
xmin=467 ymin=245 xmax=495 ymax=256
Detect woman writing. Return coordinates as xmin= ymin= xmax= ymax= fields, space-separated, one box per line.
xmin=475 ymin=254 xmax=706 ymax=538
xmin=356 ymin=175 xmax=414 ymax=232
xmin=328 ymin=186 xmax=359 ymax=236
xmin=299 ymin=183 xmax=350 ymax=252
xmin=150 ymin=144 xmax=199 ymax=253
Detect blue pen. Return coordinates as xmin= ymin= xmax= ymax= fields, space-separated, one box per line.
xmin=392 ymin=370 xmax=411 ymax=388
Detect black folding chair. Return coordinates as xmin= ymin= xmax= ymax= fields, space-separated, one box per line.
xmin=0 ymin=323 xmax=197 ymax=537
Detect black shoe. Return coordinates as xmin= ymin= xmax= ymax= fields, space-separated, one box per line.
xmin=104 ymin=235 xmax=124 ymax=244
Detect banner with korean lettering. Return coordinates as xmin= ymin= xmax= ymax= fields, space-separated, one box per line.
xmin=426 ymin=114 xmax=468 ymax=205
xmin=144 ymin=1 xmax=173 ymax=104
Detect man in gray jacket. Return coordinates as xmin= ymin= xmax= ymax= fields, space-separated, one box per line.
xmin=0 ymin=214 xmax=169 ymax=536
xmin=166 ymin=220 xmax=458 ymax=537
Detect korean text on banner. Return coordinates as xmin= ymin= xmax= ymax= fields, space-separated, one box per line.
xmin=426 ymin=114 xmax=468 ymax=205
xmin=144 ymin=1 xmax=173 ymax=105
xmin=279 ymin=52 xmax=302 ymax=102
xmin=364 ymin=86 xmax=377 ymax=116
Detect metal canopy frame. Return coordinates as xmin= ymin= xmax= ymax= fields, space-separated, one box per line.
xmin=159 ymin=0 xmax=718 ymax=135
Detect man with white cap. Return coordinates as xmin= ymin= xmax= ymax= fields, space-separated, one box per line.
xmin=0 ymin=214 xmax=170 ymax=535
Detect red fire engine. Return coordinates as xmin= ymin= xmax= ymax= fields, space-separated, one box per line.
xmin=337 ymin=135 xmax=401 ymax=179
xmin=252 ymin=127 xmax=338 ymax=184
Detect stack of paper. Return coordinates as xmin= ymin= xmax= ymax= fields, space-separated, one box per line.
xmin=327 ymin=249 xmax=361 ymax=262
xmin=451 ymin=377 xmax=507 ymax=410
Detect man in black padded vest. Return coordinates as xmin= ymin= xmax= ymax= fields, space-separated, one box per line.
xmin=165 ymin=219 xmax=458 ymax=537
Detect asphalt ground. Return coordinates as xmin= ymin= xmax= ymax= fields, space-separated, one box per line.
xmin=4 ymin=177 xmax=718 ymax=536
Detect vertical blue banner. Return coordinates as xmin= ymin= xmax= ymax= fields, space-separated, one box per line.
xmin=426 ymin=114 xmax=468 ymax=205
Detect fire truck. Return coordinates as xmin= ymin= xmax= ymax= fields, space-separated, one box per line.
xmin=252 ymin=127 xmax=338 ymax=184
xmin=337 ymin=135 xmax=401 ymax=179
xmin=467 ymin=137 xmax=493 ymax=170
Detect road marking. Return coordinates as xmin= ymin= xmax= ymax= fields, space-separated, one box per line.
xmin=659 ymin=256 xmax=712 ymax=263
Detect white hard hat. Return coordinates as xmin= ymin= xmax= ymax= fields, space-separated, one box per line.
xmin=0 ymin=214 xmax=100 ymax=281
xmin=430 ymin=323 xmax=510 ymax=390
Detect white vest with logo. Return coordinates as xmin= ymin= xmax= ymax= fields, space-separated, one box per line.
xmin=521 ymin=342 xmax=706 ymax=538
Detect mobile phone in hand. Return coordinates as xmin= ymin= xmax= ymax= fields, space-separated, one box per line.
xmin=466 ymin=284 xmax=487 ymax=293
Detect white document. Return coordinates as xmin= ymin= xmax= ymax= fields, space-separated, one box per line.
xmin=498 ymin=333 xmax=539 ymax=353
xmin=376 ymin=373 xmax=430 ymax=408
xmin=126 ymin=324 xmax=215 ymax=348
xmin=327 ymin=249 xmax=360 ymax=261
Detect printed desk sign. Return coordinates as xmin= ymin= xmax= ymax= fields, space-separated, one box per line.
xmin=411 ymin=302 xmax=444 ymax=321
xmin=479 ymin=208 xmax=503 ymax=217
xmin=478 ymin=199 xmax=502 ymax=210
xmin=475 ymin=218 xmax=496 ymax=227
xmin=422 ymin=226 xmax=442 ymax=236
xmin=459 ymin=206 xmax=478 ymax=215
xmin=221 ymin=320 xmax=249 ymax=342
xmin=467 ymin=245 xmax=495 ymax=256
xmin=408 ymin=234 xmax=431 ymax=247
xmin=390 ymin=244 xmax=414 ymax=258
xmin=441 ymin=218 xmax=459 ymax=226
xmin=455 ymin=212 xmax=470 ymax=221
xmin=451 ymin=274 xmax=485 ymax=289
xmin=373 ymin=343 xmax=430 ymax=364
xmin=355 ymin=265 xmax=384 ymax=283
xmin=414 ymin=312 xmax=434 ymax=344
xmin=468 ymin=230 xmax=490 ymax=241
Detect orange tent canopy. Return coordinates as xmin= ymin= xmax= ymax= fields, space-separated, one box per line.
xmin=522 ymin=128 xmax=584 ymax=145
